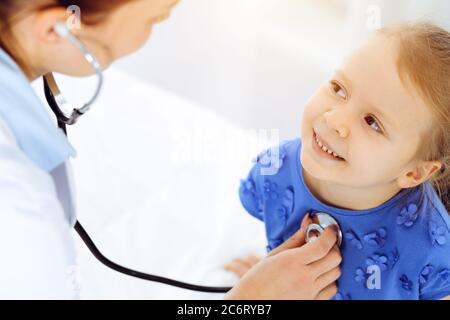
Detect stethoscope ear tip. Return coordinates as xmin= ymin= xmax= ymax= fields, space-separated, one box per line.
xmin=53 ymin=22 xmax=71 ymax=37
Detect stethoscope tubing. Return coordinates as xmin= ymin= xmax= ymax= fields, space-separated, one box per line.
xmin=44 ymin=22 xmax=233 ymax=294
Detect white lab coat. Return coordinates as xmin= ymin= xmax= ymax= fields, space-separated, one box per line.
xmin=0 ymin=107 xmax=79 ymax=299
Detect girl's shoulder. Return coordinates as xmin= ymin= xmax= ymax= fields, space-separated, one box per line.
xmin=422 ymin=182 xmax=450 ymax=233
xmin=414 ymin=184 xmax=450 ymax=299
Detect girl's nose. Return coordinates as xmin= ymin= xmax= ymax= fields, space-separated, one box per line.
xmin=324 ymin=109 xmax=350 ymax=138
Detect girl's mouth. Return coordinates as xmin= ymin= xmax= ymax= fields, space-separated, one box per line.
xmin=312 ymin=131 xmax=346 ymax=162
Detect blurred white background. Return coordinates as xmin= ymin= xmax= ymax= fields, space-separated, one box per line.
xmin=33 ymin=0 xmax=449 ymax=299
xmin=116 ymin=0 xmax=450 ymax=140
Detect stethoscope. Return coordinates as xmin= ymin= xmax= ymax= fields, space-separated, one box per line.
xmin=43 ymin=22 xmax=342 ymax=294
xmin=305 ymin=212 xmax=343 ymax=247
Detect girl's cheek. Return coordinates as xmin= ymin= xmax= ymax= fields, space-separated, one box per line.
xmin=302 ymin=98 xmax=328 ymax=137
xmin=303 ymin=96 xmax=324 ymax=119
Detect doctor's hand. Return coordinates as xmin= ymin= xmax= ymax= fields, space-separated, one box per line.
xmin=224 ymin=214 xmax=342 ymax=300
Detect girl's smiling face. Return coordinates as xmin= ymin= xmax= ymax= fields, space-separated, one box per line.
xmin=301 ymin=34 xmax=440 ymax=189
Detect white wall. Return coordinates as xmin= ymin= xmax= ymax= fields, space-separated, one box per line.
xmin=116 ymin=0 xmax=450 ymax=140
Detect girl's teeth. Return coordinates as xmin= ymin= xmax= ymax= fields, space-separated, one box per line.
xmin=315 ymin=134 xmax=341 ymax=159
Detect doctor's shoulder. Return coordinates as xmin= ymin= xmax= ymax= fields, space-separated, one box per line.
xmin=0 ymin=114 xmax=16 ymax=146
xmin=0 ymin=114 xmax=79 ymax=299
xmin=0 ymin=114 xmax=65 ymax=223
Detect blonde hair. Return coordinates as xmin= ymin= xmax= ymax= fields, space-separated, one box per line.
xmin=379 ymin=22 xmax=450 ymax=212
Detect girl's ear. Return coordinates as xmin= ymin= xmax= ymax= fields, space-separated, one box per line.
xmin=398 ymin=161 xmax=442 ymax=188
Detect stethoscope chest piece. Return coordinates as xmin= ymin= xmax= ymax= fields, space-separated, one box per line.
xmin=305 ymin=212 xmax=342 ymax=247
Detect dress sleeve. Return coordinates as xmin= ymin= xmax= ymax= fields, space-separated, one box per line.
xmin=0 ymin=137 xmax=79 ymax=299
xmin=238 ymin=142 xmax=290 ymax=222
xmin=418 ymin=208 xmax=450 ymax=300
xmin=239 ymin=161 xmax=265 ymax=221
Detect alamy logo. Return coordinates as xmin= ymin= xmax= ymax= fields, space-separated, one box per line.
xmin=366 ymin=265 xmax=381 ymax=289
xmin=66 ymin=5 xmax=81 ymax=30
xmin=366 ymin=4 xmax=381 ymax=31
xmin=259 ymin=146 xmax=281 ymax=176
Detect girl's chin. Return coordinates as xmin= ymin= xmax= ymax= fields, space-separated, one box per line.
xmin=302 ymin=150 xmax=342 ymax=178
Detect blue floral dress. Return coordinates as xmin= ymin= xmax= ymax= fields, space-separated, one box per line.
xmin=239 ymin=139 xmax=450 ymax=300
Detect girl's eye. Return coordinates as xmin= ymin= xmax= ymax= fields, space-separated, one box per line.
xmin=330 ymin=81 xmax=347 ymax=99
xmin=365 ymin=115 xmax=383 ymax=134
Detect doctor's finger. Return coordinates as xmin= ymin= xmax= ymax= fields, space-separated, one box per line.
xmin=314 ymin=266 xmax=341 ymax=291
xmin=240 ymin=254 xmax=262 ymax=265
xmin=228 ymin=255 xmax=260 ymax=269
xmin=315 ymin=283 xmax=338 ymax=300
xmin=268 ymin=214 xmax=312 ymax=257
xmin=224 ymin=261 xmax=251 ymax=278
xmin=308 ymin=245 xmax=342 ymax=277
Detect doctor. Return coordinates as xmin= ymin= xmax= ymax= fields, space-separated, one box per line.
xmin=0 ymin=0 xmax=341 ymax=299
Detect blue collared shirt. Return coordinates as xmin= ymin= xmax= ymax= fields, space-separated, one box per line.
xmin=0 ymin=47 xmax=76 ymax=172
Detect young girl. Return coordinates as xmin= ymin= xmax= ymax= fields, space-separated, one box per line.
xmin=234 ymin=22 xmax=450 ymax=300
